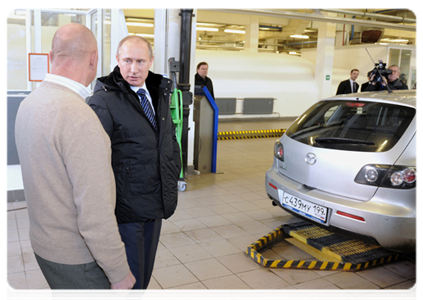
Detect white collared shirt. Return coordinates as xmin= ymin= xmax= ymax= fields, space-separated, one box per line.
xmin=44 ymin=73 xmax=91 ymax=100
xmin=131 ymin=84 xmax=155 ymax=115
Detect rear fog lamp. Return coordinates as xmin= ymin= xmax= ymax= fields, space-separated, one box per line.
xmin=269 ymin=183 xmax=277 ymax=190
xmin=336 ymin=211 xmax=365 ymax=222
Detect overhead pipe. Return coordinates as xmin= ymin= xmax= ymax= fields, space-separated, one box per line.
xmin=284 ymin=41 xmax=317 ymax=46
xmin=178 ymin=9 xmax=194 ymax=177
xmin=319 ymin=9 xmax=416 ymax=23
xmin=179 ymin=9 xmax=193 ymax=87
xmin=350 ymin=16 xmax=356 ymax=41
xmin=343 ymin=14 xmax=345 ymax=46
xmin=206 ymin=9 xmax=415 ymax=32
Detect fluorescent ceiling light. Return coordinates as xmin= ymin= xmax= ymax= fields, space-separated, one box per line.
xmin=380 ymin=38 xmax=408 ymax=43
xmin=197 ymin=27 xmax=219 ymax=32
xmin=133 ymin=33 xmax=154 ymax=38
xmin=126 ymin=22 xmax=154 ymax=27
xmin=290 ymin=35 xmax=309 ymax=39
xmin=224 ymin=29 xmax=245 ymax=34
xmin=289 ymin=52 xmax=297 ymax=55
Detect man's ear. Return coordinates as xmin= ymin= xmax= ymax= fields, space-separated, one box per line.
xmin=149 ymin=56 xmax=154 ymax=69
xmin=90 ymin=50 xmax=98 ymax=69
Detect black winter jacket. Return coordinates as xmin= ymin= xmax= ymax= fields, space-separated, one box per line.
xmin=195 ymin=73 xmax=215 ymax=99
xmin=88 ymin=66 xmax=181 ymax=223
xmin=365 ymin=78 xmax=408 ymax=91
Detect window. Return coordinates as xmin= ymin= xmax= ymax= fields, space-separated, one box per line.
xmin=286 ymin=100 xmax=415 ymax=152
xmin=389 ymin=48 xmax=413 ymax=87
xmin=7 ymin=11 xmax=27 ymax=90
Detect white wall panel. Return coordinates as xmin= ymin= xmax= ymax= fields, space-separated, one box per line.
xmin=195 ymin=50 xmax=319 ymax=118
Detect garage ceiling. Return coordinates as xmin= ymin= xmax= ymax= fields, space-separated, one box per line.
xmin=123 ymin=8 xmax=416 ymax=54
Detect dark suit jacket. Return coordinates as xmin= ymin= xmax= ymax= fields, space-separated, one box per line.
xmin=361 ymin=82 xmax=370 ymax=92
xmin=195 ymin=73 xmax=214 ymax=99
xmin=336 ymin=79 xmax=359 ymax=95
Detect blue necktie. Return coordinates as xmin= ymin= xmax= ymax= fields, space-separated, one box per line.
xmin=137 ymin=88 xmax=157 ymax=130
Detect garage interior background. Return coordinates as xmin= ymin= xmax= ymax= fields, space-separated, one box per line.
xmin=6 ymin=8 xmax=416 ymax=199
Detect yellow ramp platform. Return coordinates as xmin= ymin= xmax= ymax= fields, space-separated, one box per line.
xmin=245 ymin=221 xmax=404 ymax=272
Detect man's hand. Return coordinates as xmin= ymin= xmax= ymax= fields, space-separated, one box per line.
xmin=111 ymin=272 xmax=136 ymax=289
xmin=381 ymin=76 xmax=388 ymax=86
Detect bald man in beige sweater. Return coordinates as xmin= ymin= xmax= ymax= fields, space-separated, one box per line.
xmin=15 ymin=24 xmax=135 ymax=289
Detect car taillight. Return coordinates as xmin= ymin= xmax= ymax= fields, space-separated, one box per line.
xmin=390 ymin=168 xmax=416 ymax=186
xmin=274 ymin=140 xmax=284 ymax=162
xmin=355 ymin=164 xmax=416 ymax=189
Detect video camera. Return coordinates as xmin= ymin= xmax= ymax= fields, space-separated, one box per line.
xmin=369 ymin=60 xmax=392 ymax=83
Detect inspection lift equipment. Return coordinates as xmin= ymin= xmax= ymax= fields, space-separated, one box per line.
xmin=169 ymin=57 xmax=187 ymax=192
xmin=246 ymin=221 xmax=405 ymax=272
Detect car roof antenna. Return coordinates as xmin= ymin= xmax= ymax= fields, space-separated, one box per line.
xmin=365 ymin=48 xmax=393 ymax=93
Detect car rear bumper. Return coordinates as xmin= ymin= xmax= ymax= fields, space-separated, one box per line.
xmin=265 ymin=165 xmax=416 ymax=251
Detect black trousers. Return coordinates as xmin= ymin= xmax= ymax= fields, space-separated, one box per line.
xmin=34 ymin=253 xmax=110 ymax=289
xmin=118 ymin=219 xmax=162 ymax=289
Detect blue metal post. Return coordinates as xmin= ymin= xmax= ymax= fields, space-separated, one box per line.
xmin=202 ymin=87 xmax=219 ymax=173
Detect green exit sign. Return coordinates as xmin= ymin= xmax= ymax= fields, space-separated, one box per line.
xmin=326 ymin=75 xmax=330 ymax=80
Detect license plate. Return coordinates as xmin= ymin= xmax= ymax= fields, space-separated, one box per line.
xmin=279 ymin=190 xmax=328 ymax=224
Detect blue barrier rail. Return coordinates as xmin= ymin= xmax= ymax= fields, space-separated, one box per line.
xmin=202 ymin=86 xmax=219 ymax=173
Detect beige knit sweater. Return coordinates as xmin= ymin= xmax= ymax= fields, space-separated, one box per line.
xmin=15 ymin=81 xmax=130 ymax=284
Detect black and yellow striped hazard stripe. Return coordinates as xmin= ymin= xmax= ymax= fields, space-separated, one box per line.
xmin=218 ymin=129 xmax=286 ymax=140
xmin=245 ymin=222 xmax=404 ymax=271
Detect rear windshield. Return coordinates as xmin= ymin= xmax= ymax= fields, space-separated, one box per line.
xmin=286 ymin=100 xmax=415 ymax=152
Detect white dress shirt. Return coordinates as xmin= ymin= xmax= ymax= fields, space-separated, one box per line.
xmin=44 ymin=73 xmax=91 ymax=100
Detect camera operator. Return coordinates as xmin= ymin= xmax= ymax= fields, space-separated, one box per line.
xmin=366 ymin=65 xmax=408 ymax=91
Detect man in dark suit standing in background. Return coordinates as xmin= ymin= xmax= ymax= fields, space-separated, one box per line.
xmin=195 ymin=62 xmax=215 ymax=99
xmin=336 ymin=69 xmax=360 ymax=95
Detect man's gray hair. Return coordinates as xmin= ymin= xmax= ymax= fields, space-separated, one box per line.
xmin=389 ymin=65 xmax=401 ymax=72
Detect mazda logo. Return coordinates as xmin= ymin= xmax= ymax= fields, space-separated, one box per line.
xmin=305 ymin=153 xmax=317 ymax=165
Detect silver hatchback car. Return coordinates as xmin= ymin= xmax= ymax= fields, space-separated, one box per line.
xmin=265 ymin=90 xmax=416 ymax=252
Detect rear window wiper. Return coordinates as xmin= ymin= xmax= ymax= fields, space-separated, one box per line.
xmin=290 ymin=123 xmax=341 ymax=139
xmin=314 ymin=137 xmax=375 ymax=145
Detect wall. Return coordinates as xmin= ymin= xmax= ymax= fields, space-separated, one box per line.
xmin=302 ymin=44 xmax=415 ymax=95
xmin=195 ymin=50 xmax=319 ymax=118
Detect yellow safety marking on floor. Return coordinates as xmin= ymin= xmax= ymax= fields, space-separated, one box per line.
xmin=284 ymin=261 xmax=294 ymax=268
xmin=320 ymin=261 xmax=329 ymax=270
xmin=297 ymin=260 xmax=306 ymax=268
xmin=217 ymin=129 xmax=286 ymax=140
xmin=271 ymin=260 xmax=281 ymax=267
xmin=245 ymin=222 xmax=405 ymax=272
